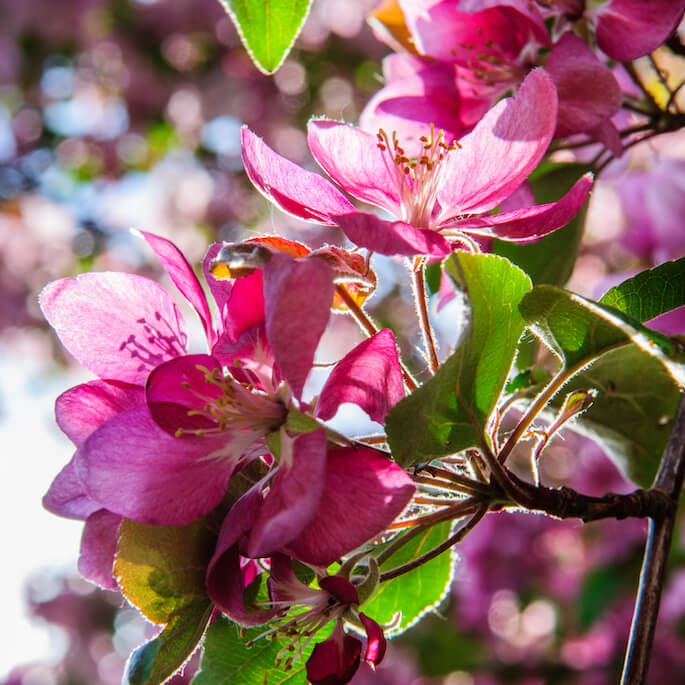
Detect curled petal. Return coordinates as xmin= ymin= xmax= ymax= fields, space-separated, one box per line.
xmin=319 ymin=576 xmax=359 ymax=606
xmin=241 ymin=127 xmax=355 ymax=225
xmin=317 ymin=329 xmax=405 ymax=424
xmin=79 ymin=509 xmax=122 ymax=591
xmin=360 ymin=613 xmax=387 ymax=666
xmin=40 ymin=272 xmax=187 ymax=385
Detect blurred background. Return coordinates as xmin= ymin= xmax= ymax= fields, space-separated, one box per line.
xmin=0 ymin=1 xmax=684 ymax=683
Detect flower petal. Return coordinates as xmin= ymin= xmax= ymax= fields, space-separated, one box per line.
xmin=40 ymin=272 xmax=187 ymax=385
xmin=333 ymin=212 xmax=451 ymax=257
xmin=437 ymin=69 xmax=557 ymax=216
xmin=241 ymin=127 xmax=355 ymax=225
xmin=592 ymin=0 xmax=685 ymax=61
xmin=317 ymin=329 xmax=405 ymax=424
xmin=56 ymin=380 xmax=144 ymax=447
xmin=263 ymin=254 xmax=333 ymax=398
xmin=454 ymin=173 xmax=592 ymax=242
xmin=285 ymin=447 xmax=415 ymax=566
xmin=137 ymin=230 xmax=215 ymax=346
xmin=246 ymin=430 xmax=327 ymax=558
xmin=78 ymin=509 xmax=122 ymax=591
xmin=307 ymin=119 xmax=402 ymax=216
xmin=360 ymin=613 xmax=387 ymax=666
xmin=306 ymin=625 xmax=361 ymax=685
xmin=74 ymin=405 xmax=234 ymax=525
xmin=43 ymin=458 xmax=100 ymax=520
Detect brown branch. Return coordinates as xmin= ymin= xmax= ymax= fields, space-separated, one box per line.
xmin=412 ymin=258 xmax=440 ymax=374
xmin=621 ymin=395 xmax=685 ymax=685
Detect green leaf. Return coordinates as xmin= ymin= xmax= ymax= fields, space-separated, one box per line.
xmin=363 ymin=521 xmax=454 ymax=636
xmin=116 ymin=519 xmax=216 ymax=684
xmin=599 ymin=257 xmax=685 ymax=323
xmin=217 ymin=0 xmax=314 ymax=74
xmin=115 ymin=518 xmax=216 ymax=624
xmin=520 ymin=285 xmax=685 ymax=387
xmin=554 ymin=345 xmax=681 ymax=487
xmin=386 ymin=253 xmax=532 ymax=465
xmin=124 ymin=603 xmax=213 ymax=685
xmin=493 ymin=163 xmax=590 ymax=286
xmin=192 ymin=616 xmax=332 ymax=684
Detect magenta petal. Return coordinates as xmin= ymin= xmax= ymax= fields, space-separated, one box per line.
xmin=319 ymin=576 xmax=359 ymax=605
xmin=224 ymin=269 xmax=265 ymax=343
xmin=56 ymin=380 xmax=144 ymax=447
xmin=437 ymin=69 xmax=557 ymax=217
xmin=546 ymin=33 xmax=621 ymax=138
xmin=334 ymin=212 xmax=451 ymax=257
xmin=75 ymin=405 xmax=234 ymax=525
xmin=263 ymin=255 xmax=333 ymax=398
xmin=317 ymin=329 xmax=405 ymax=424
xmin=79 ymin=509 xmax=122 ymax=590
xmin=40 ymin=272 xmax=187 ymax=385
xmin=307 ymin=626 xmax=362 ymax=685
xmin=360 ymin=613 xmax=387 ymax=666
xmin=285 ymin=447 xmax=415 ymax=566
xmin=202 ymin=243 xmax=233 ymax=332
xmin=206 ymin=487 xmax=279 ymax=625
xmin=307 ymin=120 xmax=402 ymax=216
xmin=456 ymin=173 xmax=592 ymax=242
xmin=43 ymin=458 xmax=100 ymax=520
xmin=246 ymin=430 xmax=327 ymax=558
xmin=241 ymin=127 xmax=355 ymax=225
xmin=593 ymin=0 xmax=685 ymax=61
xmin=138 ymin=231 xmax=215 ymax=346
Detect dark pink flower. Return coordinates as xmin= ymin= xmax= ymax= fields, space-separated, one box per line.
xmin=242 ymin=70 xmax=592 ymax=257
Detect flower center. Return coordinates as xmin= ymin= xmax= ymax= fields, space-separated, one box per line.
xmin=376 ymin=125 xmax=459 ymax=228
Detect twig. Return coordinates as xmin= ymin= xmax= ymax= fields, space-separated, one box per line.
xmin=620 ymin=395 xmax=685 ymax=685
xmin=412 ymin=257 xmax=440 ymax=374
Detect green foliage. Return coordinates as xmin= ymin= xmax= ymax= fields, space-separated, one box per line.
xmin=116 ymin=519 xmax=216 ymax=684
xmin=600 ymin=257 xmax=685 ymax=322
xmin=386 ymin=253 xmax=531 ymax=465
xmin=217 ymin=0 xmax=314 ymax=74
xmin=493 ymin=163 xmax=590 ymax=286
xmin=192 ymin=616 xmax=332 ymax=684
xmin=363 ymin=521 xmax=454 ymax=636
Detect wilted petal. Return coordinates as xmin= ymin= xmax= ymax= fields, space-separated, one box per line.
xmin=437 ymin=69 xmax=557 ymax=217
xmin=307 ymin=120 xmax=402 ymax=216
xmin=592 ymin=0 xmax=685 ymax=61
xmin=137 ymin=231 xmax=215 ymax=346
xmin=79 ymin=509 xmax=122 ymax=591
xmin=317 ymin=329 xmax=405 ymax=424
xmin=241 ymin=127 xmax=355 ymax=225
xmin=40 ymin=273 xmax=187 ymax=385
xmin=333 ymin=212 xmax=451 ymax=257
xmin=246 ymin=430 xmax=327 ymax=558
xmin=75 ymin=405 xmax=234 ymax=525
xmin=285 ymin=447 xmax=415 ymax=566
xmin=263 ymin=254 xmax=333 ymax=398
xmin=454 ymin=173 xmax=592 ymax=241
xmin=546 ymin=33 xmax=621 ymax=138
xmin=56 ymin=380 xmax=144 ymax=447
xmin=43 ymin=458 xmax=100 ymax=520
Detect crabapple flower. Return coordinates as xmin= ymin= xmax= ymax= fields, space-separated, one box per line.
xmin=242 ymin=69 xmax=592 ymax=257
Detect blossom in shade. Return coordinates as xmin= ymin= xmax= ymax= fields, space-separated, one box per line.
xmin=242 ymin=69 xmax=592 ymax=258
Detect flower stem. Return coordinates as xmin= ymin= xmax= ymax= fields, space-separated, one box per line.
xmin=411 ymin=257 xmax=439 ymax=374
xmin=334 ymin=284 xmax=418 ymax=392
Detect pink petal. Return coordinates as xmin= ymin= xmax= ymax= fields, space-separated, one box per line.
xmin=306 ymin=626 xmax=362 ymax=685
xmin=202 ymin=243 xmax=233 ymax=333
xmin=206 ymin=487 xmax=280 ymax=625
xmin=333 ymin=212 xmax=451 ymax=257
xmin=593 ymin=0 xmax=685 ymax=61
xmin=437 ymin=69 xmax=557 ymax=217
xmin=56 ymin=380 xmax=144 ymax=447
xmin=360 ymin=613 xmax=387 ymax=666
xmin=246 ymin=430 xmax=328 ymax=558
xmin=223 ymin=269 xmax=265 ymax=343
xmin=74 ymin=405 xmax=234 ymax=525
xmin=241 ymin=127 xmax=355 ymax=225
xmin=307 ymin=120 xmax=402 ymax=216
xmin=285 ymin=448 xmax=415 ymax=566
xmin=546 ymin=33 xmax=621 ymax=138
xmin=263 ymin=254 xmax=333 ymax=398
xmin=79 ymin=509 xmax=122 ymax=590
xmin=456 ymin=173 xmax=592 ymax=241
xmin=43 ymin=458 xmax=100 ymax=520
xmin=317 ymin=329 xmax=405 ymax=424
xmin=40 ymin=273 xmax=187 ymax=385
xmin=589 ymin=119 xmax=623 ymax=158
xmin=319 ymin=576 xmax=360 ymax=605
xmin=137 ymin=230 xmax=215 ymax=346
